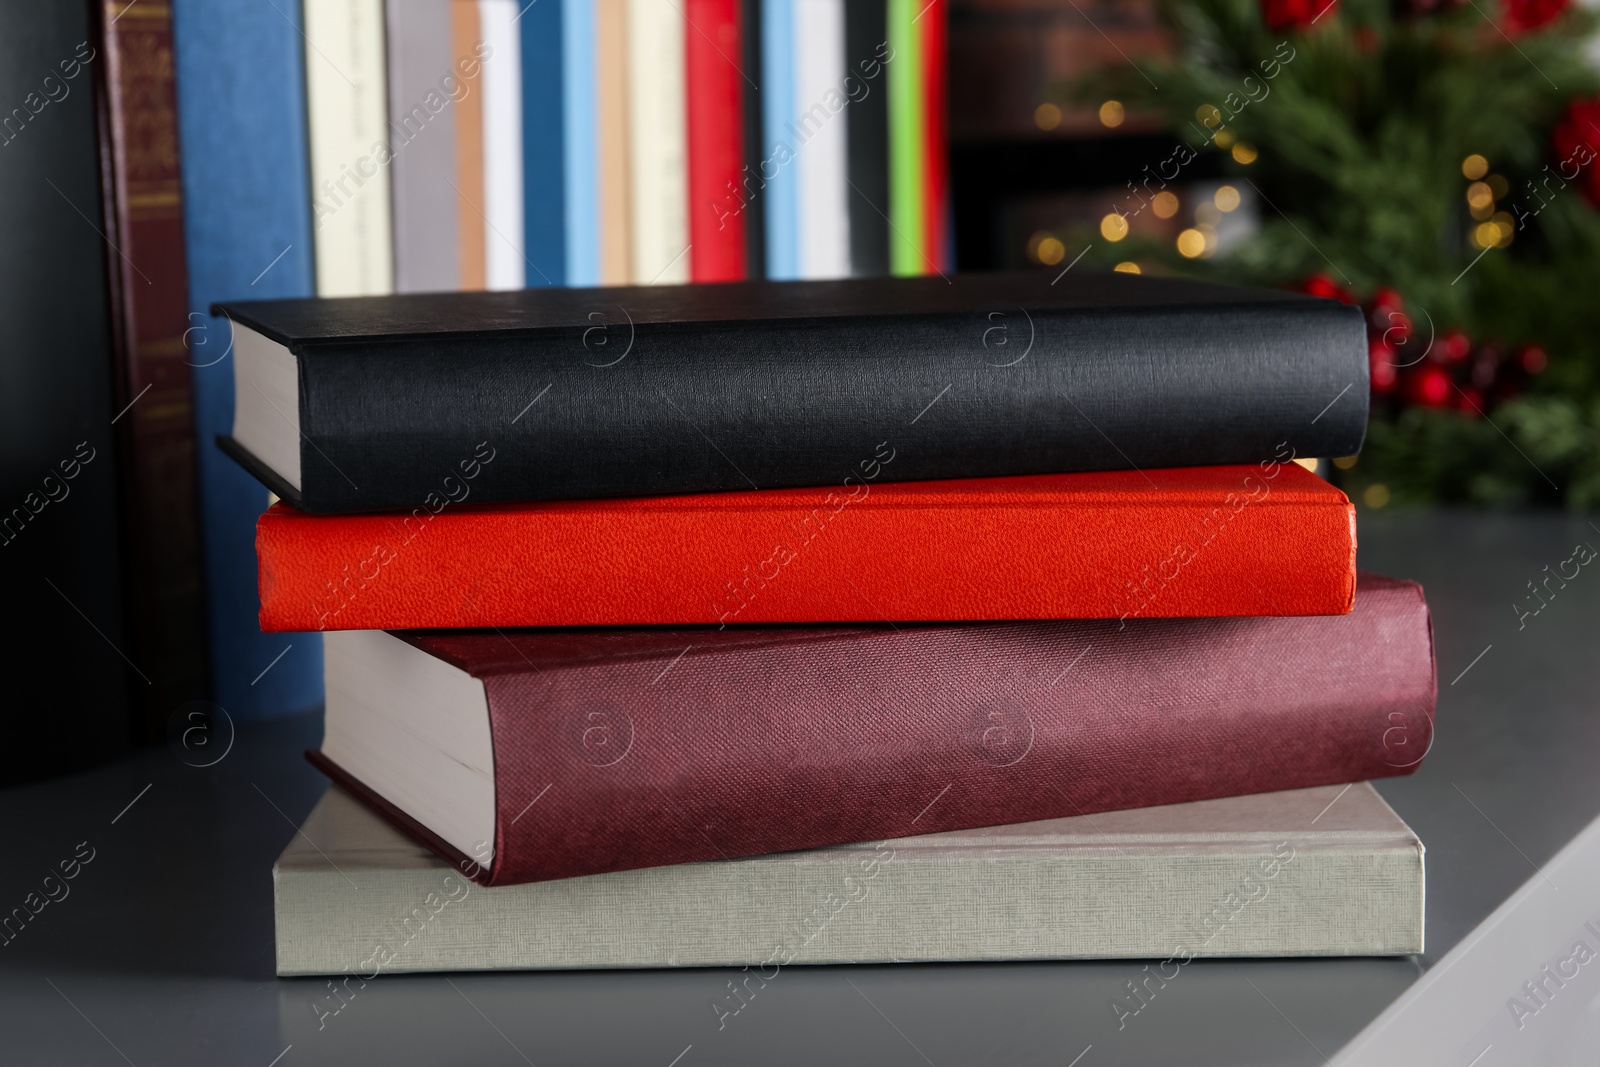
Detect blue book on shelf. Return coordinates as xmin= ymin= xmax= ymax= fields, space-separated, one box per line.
xmin=760 ymin=0 xmax=798 ymax=280
xmin=561 ymin=0 xmax=599 ymax=286
xmin=522 ymin=0 xmax=566 ymax=287
xmin=172 ymin=0 xmax=323 ymax=719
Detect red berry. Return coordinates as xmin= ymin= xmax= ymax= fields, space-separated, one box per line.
xmin=1454 ymin=385 xmax=1485 ymax=415
xmin=1518 ymin=344 xmax=1548 ymax=373
xmin=1371 ymin=361 xmax=1398 ymax=393
xmin=1371 ymin=287 xmax=1405 ymax=313
xmin=1408 ymin=366 xmax=1453 ymax=407
xmin=1434 ymin=329 xmax=1472 ymax=365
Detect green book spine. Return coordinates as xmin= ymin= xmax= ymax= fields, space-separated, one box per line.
xmin=886 ymin=0 xmax=924 ymax=276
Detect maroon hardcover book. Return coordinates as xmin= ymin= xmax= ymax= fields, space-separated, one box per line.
xmin=310 ymin=571 xmax=1436 ymax=886
xmin=94 ymin=0 xmax=209 ymax=735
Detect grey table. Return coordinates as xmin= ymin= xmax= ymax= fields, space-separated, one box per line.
xmin=2 ymin=512 xmax=1597 ymax=1066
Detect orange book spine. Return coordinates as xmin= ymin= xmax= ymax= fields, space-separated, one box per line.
xmin=256 ymin=464 xmax=1355 ymax=631
xmin=452 ymin=0 xmax=487 ymax=290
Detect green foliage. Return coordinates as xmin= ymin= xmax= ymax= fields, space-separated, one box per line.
xmin=1063 ymin=0 xmax=1600 ymax=508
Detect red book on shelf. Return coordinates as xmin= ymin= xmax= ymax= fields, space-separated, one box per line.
xmin=310 ymin=571 xmax=1436 ymax=886
xmin=920 ymin=0 xmax=949 ymax=271
xmin=684 ymin=0 xmax=746 ymax=281
xmin=256 ymin=462 xmax=1356 ymax=631
xmin=259 ymin=463 xmax=1350 ymax=630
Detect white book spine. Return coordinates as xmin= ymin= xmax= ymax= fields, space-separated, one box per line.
xmin=626 ymin=0 xmax=689 ymax=284
xmin=304 ymin=0 xmax=395 ymax=297
xmin=479 ymin=0 xmax=525 ymax=290
xmin=793 ymin=0 xmax=851 ymax=280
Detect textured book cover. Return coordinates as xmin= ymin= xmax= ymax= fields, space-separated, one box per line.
xmin=172 ymin=0 xmax=324 ymax=718
xmin=216 ymin=270 xmax=1368 ymax=513
xmin=275 ymin=782 xmax=1425 ymax=975
xmin=685 ymin=0 xmax=747 ymax=281
xmin=310 ymin=571 xmax=1434 ymax=886
xmin=256 ymin=463 xmax=1357 ymax=630
xmin=94 ymin=0 xmax=211 ymax=736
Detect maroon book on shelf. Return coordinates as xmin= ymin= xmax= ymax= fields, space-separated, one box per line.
xmin=310 ymin=571 xmax=1436 ymax=887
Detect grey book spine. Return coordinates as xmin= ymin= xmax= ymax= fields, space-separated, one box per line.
xmin=386 ymin=0 xmax=460 ymax=293
xmin=274 ymin=783 xmax=1424 ymax=975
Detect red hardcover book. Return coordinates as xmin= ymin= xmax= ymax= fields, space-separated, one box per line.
xmin=685 ymin=0 xmax=746 ymax=281
xmin=310 ymin=571 xmax=1435 ymax=886
xmin=919 ymin=0 xmax=949 ymax=271
xmin=256 ymin=462 xmax=1356 ymax=631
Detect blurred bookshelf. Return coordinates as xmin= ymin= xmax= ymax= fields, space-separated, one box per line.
xmin=948 ymin=0 xmax=1246 ymax=271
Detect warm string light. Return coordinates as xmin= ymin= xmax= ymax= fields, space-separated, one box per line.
xmin=1099 ymin=100 xmax=1125 ymax=128
xmin=1463 ymin=155 xmax=1514 ymax=248
xmin=1027 ymin=231 xmax=1066 ymax=265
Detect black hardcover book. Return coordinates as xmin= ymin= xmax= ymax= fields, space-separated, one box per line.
xmin=1 ymin=0 xmax=133 ymax=781
xmin=845 ymin=0 xmax=890 ymax=276
xmin=740 ymin=0 xmax=765 ymax=280
xmin=216 ymin=272 xmax=1368 ymax=514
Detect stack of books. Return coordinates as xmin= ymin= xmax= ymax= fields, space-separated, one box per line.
xmin=219 ymin=271 xmax=1437 ymax=976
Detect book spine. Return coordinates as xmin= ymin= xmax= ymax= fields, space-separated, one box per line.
xmin=792 ymin=0 xmax=850 ymax=279
xmin=481 ymin=0 xmax=526 ymax=290
xmin=94 ymin=0 xmax=211 ymax=738
xmin=919 ymin=0 xmax=948 ymax=271
xmin=843 ymin=0 xmax=889 ymax=276
xmin=561 ymin=0 xmax=600 ymax=286
xmin=886 ymin=0 xmax=923 ymax=275
xmin=386 ymin=0 xmax=462 ymax=293
xmin=278 ymin=782 xmax=1423 ymax=970
xmin=521 ymin=0 xmax=565 ymax=286
xmin=304 ymin=0 xmax=394 ymax=296
xmin=739 ymin=0 xmax=766 ymax=278
xmin=595 ymin=0 xmax=631 ymax=283
xmin=253 ymin=466 xmax=1357 ymax=629
xmin=171 ymin=0 xmax=324 ymax=719
xmin=759 ymin=0 xmax=797 ymax=279
xmin=463 ymin=576 xmax=1433 ymax=884
xmin=451 ymin=0 xmax=488 ymax=290
xmin=685 ymin=0 xmax=747 ymax=281
xmin=626 ymin=0 xmax=689 ymax=284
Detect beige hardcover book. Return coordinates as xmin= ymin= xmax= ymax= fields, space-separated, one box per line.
xmin=304 ymin=0 xmax=394 ymax=297
xmin=595 ymin=0 xmax=631 ymax=284
xmin=274 ymin=783 xmax=1424 ymax=976
xmin=626 ymin=0 xmax=688 ymax=284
